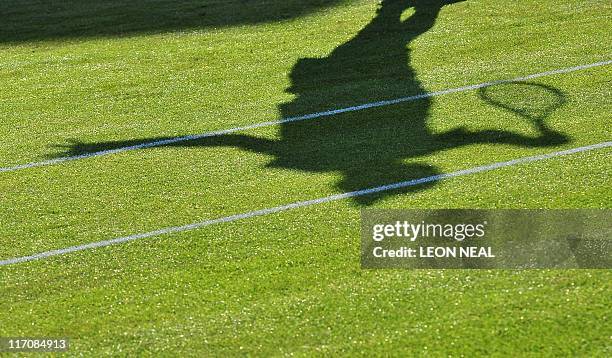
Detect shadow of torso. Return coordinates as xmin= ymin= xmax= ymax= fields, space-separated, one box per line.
xmin=267 ymin=1 xmax=566 ymax=204
xmin=273 ymin=2 xmax=446 ymax=204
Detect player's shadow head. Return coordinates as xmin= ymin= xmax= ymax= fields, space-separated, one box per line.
xmin=0 ymin=0 xmax=344 ymax=44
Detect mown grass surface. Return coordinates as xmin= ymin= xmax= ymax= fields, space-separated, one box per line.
xmin=1 ymin=0 xmax=611 ymax=355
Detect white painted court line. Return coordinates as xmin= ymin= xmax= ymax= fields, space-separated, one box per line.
xmin=1 ymin=141 xmax=610 ymax=267
xmin=1 ymin=60 xmax=610 ymax=174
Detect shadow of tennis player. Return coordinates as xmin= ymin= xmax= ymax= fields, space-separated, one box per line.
xmin=56 ymin=0 xmax=568 ymax=205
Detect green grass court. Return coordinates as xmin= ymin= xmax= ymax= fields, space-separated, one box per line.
xmin=1 ymin=0 xmax=610 ymax=355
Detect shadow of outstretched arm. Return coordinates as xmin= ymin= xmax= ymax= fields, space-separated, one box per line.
xmin=50 ymin=133 xmax=277 ymax=159
xmin=435 ymin=126 xmax=569 ymax=149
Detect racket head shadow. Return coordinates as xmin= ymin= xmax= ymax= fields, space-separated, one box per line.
xmin=478 ymin=81 xmax=566 ymax=123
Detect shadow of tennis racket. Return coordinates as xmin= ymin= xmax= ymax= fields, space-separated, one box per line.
xmin=478 ymin=81 xmax=568 ymax=144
